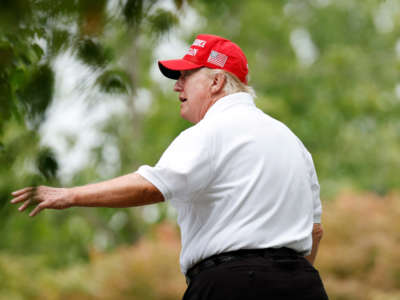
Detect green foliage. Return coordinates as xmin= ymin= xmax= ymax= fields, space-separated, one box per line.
xmin=97 ymin=69 xmax=133 ymax=94
xmin=18 ymin=64 xmax=55 ymax=126
xmin=76 ymin=38 xmax=113 ymax=67
xmin=193 ymin=0 xmax=400 ymax=196
xmin=37 ymin=147 xmax=58 ymax=180
xmin=0 ymin=0 xmax=186 ymax=269
xmin=0 ymin=222 xmax=185 ymax=300
xmin=123 ymin=0 xmax=144 ymax=26
xmin=148 ymin=9 xmax=179 ymax=37
xmin=1 ymin=1 xmax=399 ymax=298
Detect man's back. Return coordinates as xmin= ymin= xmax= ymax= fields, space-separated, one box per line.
xmin=178 ymin=92 xmax=320 ymax=272
xmin=138 ymin=92 xmax=321 ymax=273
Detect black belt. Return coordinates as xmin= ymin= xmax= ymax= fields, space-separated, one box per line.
xmin=185 ymin=247 xmax=300 ymax=285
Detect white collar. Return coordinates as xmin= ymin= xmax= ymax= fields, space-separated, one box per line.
xmin=202 ymin=92 xmax=255 ymax=121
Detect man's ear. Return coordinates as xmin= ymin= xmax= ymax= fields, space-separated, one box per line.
xmin=210 ymin=72 xmax=226 ymax=95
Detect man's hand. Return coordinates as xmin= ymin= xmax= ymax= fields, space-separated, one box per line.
xmin=10 ymin=186 xmax=74 ymax=217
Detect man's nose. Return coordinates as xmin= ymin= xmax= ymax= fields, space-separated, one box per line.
xmin=174 ymin=77 xmax=183 ymax=92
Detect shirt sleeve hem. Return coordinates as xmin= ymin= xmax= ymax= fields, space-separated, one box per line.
xmin=136 ymin=166 xmax=171 ymax=201
xmin=313 ymin=216 xmax=321 ymax=223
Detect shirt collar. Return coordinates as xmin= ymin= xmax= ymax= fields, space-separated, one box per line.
xmin=202 ymin=92 xmax=255 ymax=121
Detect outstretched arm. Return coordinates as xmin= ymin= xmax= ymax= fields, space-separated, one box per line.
xmin=10 ymin=173 xmax=164 ymax=217
xmin=305 ymin=223 xmax=323 ymax=265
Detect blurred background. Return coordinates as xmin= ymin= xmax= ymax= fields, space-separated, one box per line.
xmin=0 ymin=0 xmax=399 ymax=299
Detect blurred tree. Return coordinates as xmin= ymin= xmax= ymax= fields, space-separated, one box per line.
xmin=1 ymin=2 xmax=400 ymax=299
xmin=0 ymin=0 xmax=186 ymax=266
xmin=2 ymin=0 xmax=399 ymax=272
xmin=192 ymin=0 xmax=400 ymax=196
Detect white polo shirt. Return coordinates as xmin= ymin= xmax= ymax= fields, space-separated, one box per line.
xmin=137 ymin=92 xmax=322 ymax=274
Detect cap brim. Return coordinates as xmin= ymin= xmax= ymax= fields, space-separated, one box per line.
xmin=158 ymin=59 xmax=202 ymax=80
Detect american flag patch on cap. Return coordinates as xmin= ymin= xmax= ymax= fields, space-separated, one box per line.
xmin=207 ymin=50 xmax=228 ymax=67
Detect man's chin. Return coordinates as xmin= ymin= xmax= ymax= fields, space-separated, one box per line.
xmin=180 ymin=111 xmax=196 ymax=124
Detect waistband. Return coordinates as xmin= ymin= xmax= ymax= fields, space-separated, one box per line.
xmin=185 ymin=247 xmax=300 ymax=285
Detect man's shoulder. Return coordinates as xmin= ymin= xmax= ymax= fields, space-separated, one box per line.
xmin=173 ymin=122 xmax=214 ymax=147
xmin=202 ymin=104 xmax=276 ymax=131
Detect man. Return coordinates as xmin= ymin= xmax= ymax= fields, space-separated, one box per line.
xmin=11 ymin=34 xmax=328 ymax=299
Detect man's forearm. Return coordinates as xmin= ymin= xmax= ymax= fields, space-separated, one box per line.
xmin=305 ymin=223 xmax=323 ymax=265
xmin=11 ymin=173 xmax=164 ymax=217
xmin=71 ymin=173 xmax=164 ymax=208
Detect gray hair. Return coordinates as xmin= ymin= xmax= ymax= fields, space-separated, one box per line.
xmin=204 ymin=68 xmax=256 ymax=98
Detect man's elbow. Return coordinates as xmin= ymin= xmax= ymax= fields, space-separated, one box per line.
xmin=135 ymin=173 xmax=165 ymax=204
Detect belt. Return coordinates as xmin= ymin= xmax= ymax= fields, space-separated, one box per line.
xmin=185 ymin=247 xmax=300 ymax=285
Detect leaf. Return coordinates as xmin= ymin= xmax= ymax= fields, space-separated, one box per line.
xmin=17 ymin=64 xmax=55 ymax=126
xmin=123 ymin=0 xmax=143 ymax=27
xmin=0 ymin=46 xmax=14 ymax=70
xmin=18 ymin=44 xmax=44 ymax=66
xmin=9 ymin=69 xmax=26 ymax=91
xmin=36 ymin=147 xmax=58 ymax=180
xmin=76 ymin=38 xmax=112 ymax=67
xmin=97 ymin=69 xmax=132 ymax=94
xmin=49 ymin=29 xmax=70 ymax=56
xmin=0 ymin=80 xmax=13 ymax=126
xmin=0 ymin=0 xmax=33 ymax=33
xmin=148 ymin=9 xmax=179 ymax=36
xmin=32 ymin=43 xmax=44 ymax=60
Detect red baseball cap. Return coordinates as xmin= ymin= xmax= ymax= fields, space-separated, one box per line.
xmin=158 ymin=34 xmax=249 ymax=84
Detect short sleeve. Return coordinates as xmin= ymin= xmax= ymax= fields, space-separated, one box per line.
xmin=309 ymin=160 xmax=322 ymax=223
xmin=305 ymin=151 xmax=322 ymax=223
xmin=296 ymin=138 xmax=322 ymax=223
xmin=136 ymin=126 xmax=213 ymax=203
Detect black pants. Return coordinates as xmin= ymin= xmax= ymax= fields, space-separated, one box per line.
xmin=182 ymin=253 xmax=328 ymax=300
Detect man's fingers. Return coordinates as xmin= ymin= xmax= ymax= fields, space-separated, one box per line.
xmin=10 ymin=192 xmax=32 ymax=204
xmin=29 ymin=203 xmax=45 ymax=217
xmin=18 ymin=200 xmax=32 ymax=212
xmin=11 ymin=187 xmax=34 ymax=197
xmin=10 ymin=186 xmax=48 ymax=217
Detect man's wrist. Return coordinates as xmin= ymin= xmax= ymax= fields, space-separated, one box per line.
xmin=67 ymin=187 xmax=79 ymax=207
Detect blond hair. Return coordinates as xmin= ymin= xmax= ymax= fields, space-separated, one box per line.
xmin=204 ymin=68 xmax=256 ymax=98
